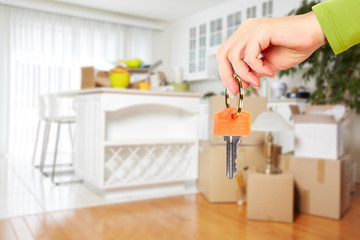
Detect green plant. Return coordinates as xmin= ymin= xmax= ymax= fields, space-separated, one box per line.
xmin=244 ymin=85 xmax=256 ymax=96
xmin=279 ymin=0 xmax=360 ymax=112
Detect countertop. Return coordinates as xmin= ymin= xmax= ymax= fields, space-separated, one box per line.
xmin=53 ymin=88 xmax=203 ymax=98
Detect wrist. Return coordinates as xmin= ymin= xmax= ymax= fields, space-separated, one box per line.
xmin=307 ymin=11 xmax=327 ymax=47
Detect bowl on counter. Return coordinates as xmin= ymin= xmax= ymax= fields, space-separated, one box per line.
xmin=138 ymin=81 xmax=151 ymax=90
xmin=169 ymin=82 xmax=190 ymax=92
xmin=126 ymin=58 xmax=142 ymax=68
xmin=109 ymin=69 xmax=130 ymax=88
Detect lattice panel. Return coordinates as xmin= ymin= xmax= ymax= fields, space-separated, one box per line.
xmin=104 ymin=143 xmax=196 ymax=187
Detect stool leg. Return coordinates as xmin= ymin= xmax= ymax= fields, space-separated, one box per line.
xmin=51 ymin=123 xmax=61 ymax=185
xmin=68 ymin=123 xmax=73 ymax=148
xmin=68 ymin=123 xmax=74 ymax=165
xmin=32 ymin=119 xmax=42 ymax=167
xmin=40 ymin=120 xmax=51 ymax=175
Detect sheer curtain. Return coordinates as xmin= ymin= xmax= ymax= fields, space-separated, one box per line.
xmin=0 ymin=4 xmax=152 ymax=156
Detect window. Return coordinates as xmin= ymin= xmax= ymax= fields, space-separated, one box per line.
xmin=198 ymin=23 xmax=207 ymax=72
xmin=262 ymin=0 xmax=273 ymax=17
xmin=189 ymin=27 xmax=196 ymax=73
xmin=0 ymin=4 xmax=152 ymax=155
xmin=246 ymin=6 xmax=257 ymax=18
xmin=227 ymin=11 xmax=241 ymax=38
xmin=210 ymin=18 xmax=223 ymax=47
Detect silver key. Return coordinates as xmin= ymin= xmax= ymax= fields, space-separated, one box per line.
xmin=224 ymin=136 xmax=241 ymax=179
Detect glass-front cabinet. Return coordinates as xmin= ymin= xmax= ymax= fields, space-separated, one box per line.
xmin=184 ymin=1 xmax=276 ymax=81
xmin=227 ymin=11 xmax=242 ymax=38
xmin=187 ymin=23 xmax=211 ymax=80
xmin=189 ymin=27 xmax=196 ymax=74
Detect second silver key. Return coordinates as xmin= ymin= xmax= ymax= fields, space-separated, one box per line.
xmin=223 ymin=136 xmax=241 ymax=179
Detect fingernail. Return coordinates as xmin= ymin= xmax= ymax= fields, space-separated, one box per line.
xmin=250 ymin=83 xmax=259 ymax=90
xmin=227 ymin=88 xmax=236 ymax=97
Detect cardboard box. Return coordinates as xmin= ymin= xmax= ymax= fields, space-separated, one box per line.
xmin=291 ymin=105 xmax=352 ymax=160
xmin=81 ymin=67 xmax=111 ymax=89
xmin=209 ymin=96 xmax=267 ymax=145
xmin=278 ymin=154 xmax=352 ymax=219
xmin=247 ymin=172 xmax=294 ymax=223
xmin=198 ymin=141 xmax=281 ymax=203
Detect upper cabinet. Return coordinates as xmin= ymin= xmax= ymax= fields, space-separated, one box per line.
xmin=262 ymin=0 xmax=274 ymax=17
xmin=226 ymin=11 xmax=242 ymax=39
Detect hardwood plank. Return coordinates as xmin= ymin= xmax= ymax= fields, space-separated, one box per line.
xmin=53 ymin=210 xmax=102 ymax=240
xmin=0 ymin=219 xmax=18 ymax=240
xmin=50 ymin=211 xmax=87 ymax=240
xmin=23 ymin=213 xmax=68 ymax=240
xmin=9 ymin=217 xmax=34 ymax=240
xmin=6 ymin=190 xmax=360 ymax=240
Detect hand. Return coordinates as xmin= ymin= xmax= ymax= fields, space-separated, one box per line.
xmin=216 ymin=11 xmax=327 ymax=96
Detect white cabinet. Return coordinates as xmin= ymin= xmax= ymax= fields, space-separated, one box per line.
xmin=73 ymin=88 xmax=201 ymax=197
xmin=187 ymin=22 xmax=219 ymax=81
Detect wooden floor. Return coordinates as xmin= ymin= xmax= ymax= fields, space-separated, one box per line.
xmin=1 ymin=191 xmax=360 ymax=240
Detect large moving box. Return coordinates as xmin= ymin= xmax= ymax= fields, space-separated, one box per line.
xmin=198 ymin=141 xmax=281 ymax=203
xmin=278 ymin=154 xmax=352 ymax=219
xmin=247 ymin=172 xmax=294 ymax=223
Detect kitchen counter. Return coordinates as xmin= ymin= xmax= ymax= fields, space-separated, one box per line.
xmin=55 ymin=87 xmax=202 ymax=98
xmin=64 ymin=88 xmax=201 ymax=198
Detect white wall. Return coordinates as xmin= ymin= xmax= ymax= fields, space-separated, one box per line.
xmin=0 ymin=7 xmax=9 ymax=156
xmin=152 ymin=23 xmax=172 ymax=79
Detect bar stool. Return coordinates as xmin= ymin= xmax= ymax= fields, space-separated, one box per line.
xmin=33 ymin=94 xmax=81 ymax=185
xmin=32 ymin=95 xmax=48 ymax=168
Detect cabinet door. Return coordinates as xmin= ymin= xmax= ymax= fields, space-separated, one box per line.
xmin=187 ymin=23 xmax=208 ymax=80
xmin=188 ymin=27 xmax=197 ymax=75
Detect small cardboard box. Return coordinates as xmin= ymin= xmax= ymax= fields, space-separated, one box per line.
xmin=278 ymin=154 xmax=352 ymax=219
xmin=247 ymin=172 xmax=294 ymax=223
xmin=291 ymin=105 xmax=352 ymax=160
xmin=198 ymin=141 xmax=281 ymax=203
xmin=81 ymin=66 xmax=111 ymax=89
xmin=209 ymin=96 xmax=267 ymax=145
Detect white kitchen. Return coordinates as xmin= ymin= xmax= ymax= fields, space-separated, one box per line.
xmin=0 ymin=0 xmax=359 ymax=239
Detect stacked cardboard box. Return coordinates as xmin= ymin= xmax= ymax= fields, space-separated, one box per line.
xmin=198 ymin=96 xmax=282 ymax=203
xmin=278 ymin=154 xmax=352 ymax=219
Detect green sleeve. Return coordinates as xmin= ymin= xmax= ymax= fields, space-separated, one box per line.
xmin=312 ymin=0 xmax=360 ymax=54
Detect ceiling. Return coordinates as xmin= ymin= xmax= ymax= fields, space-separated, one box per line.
xmin=49 ymin=0 xmax=229 ymax=21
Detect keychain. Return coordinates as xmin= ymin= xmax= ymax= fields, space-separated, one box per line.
xmin=214 ymin=74 xmax=251 ymax=179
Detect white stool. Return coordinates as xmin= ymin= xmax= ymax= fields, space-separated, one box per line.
xmin=32 ymin=95 xmax=47 ymax=167
xmin=33 ymin=94 xmax=81 ymax=185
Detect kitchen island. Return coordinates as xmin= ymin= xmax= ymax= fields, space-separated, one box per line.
xmin=60 ymin=88 xmax=202 ymax=198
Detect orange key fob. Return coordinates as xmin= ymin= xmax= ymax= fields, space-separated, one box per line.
xmin=214 ymin=107 xmax=251 ymax=136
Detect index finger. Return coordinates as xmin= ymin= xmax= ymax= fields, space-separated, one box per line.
xmin=216 ymin=49 xmax=249 ymax=96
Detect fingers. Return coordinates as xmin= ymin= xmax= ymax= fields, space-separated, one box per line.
xmin=245 ymin=40 xmax=275 ymax=78
xmin=228 ymin=56 xmax=260 ymax=89
xmin=217 ymin=53 xmax=238 ymax=96
xmin=218 ymin=48 xmax=260 ymax=96
xmin=218 ymin=42 xmax=268 ymax=94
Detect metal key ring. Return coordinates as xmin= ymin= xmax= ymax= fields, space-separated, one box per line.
xmin=225 ymin=74 xmax=244 ymax=118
